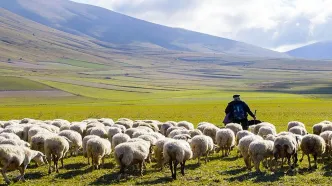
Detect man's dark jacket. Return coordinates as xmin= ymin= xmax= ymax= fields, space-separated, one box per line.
xmin=225 ymin=100 xmax=255 ymax=120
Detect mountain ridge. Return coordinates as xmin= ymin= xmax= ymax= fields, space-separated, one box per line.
xmin=1 ymin=0 xmax=287 ymax=58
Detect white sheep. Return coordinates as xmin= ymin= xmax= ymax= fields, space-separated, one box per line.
xmin=44 ymin=136 xmax=71 ymax=174
xmin=189 ymin=129 xmax=203 ymax=138
xmin=86 ymin=138 xmax=111 ymax=170
xmin=265 ymin=134 xmax=277 ymax=142
xmin=258 ymin=125 xmax=276 ymax=139
xmin=287 ymin=121 xmax=305 ymax=131
xmin=0 ymin=145 xmax=46 ymax=184
xmin=300 ymin=134 xmax=326 ymax=169
xmin=197 ymin=122 xmax=216 ymax=132
xmin=154 ymin=138 xmax=174 ymax=170
xmin=248 ymin=139 xmax=274 ymax=172
xmin=215 ymin=128 xmax=235 ymax=157
xmin=173 ymin=134 xmax=191 ymax=141
xmin=115 ymin=119 xmax=133 ymax=129
xmin=108 ymin=127 xmax=123 ymax=140
xmin=0 ymin=138 xmax=30 ymax=147
xmin=253 ymin=122 xmax=276 ymax=135
xmin=58 ymin=130 xmax=83 ymax=156
xmin=124 ymin=128 xmax=142 ymax=138
xmin=236 ymin=130 xmax=254 ymax=145
xmin=0 ymin=132 xmax=21 ymax=141
xmin=28 ymin=126 xmax=50 ymax=143
xmin=160 ymin=123 xmax=174 ymax=136
xmin=273 ymin=134 xmax=300 ymax=170
xmin=190 ymin=135 xmax=214 ymax=164
xmin=238 ymin=135 xmax=263 ymax=169
xmin=89 ymin=127 xmax=108 ymax=138
xmin=82 ymin=135 xmax=101 ymax=164
xmin=112 ymin=133 xmax=131 ymax=150
xmin=163 ymin=140 xmax=193 ymax=179
xmin=165 ymin=126 xmax=185 ymax=137
xmin=203 ymin=126 xmax=219 ymax=144
xmin=114 ymin=140 xmax=150 ymax=179
xmin=313 ymin=122 xmax=326 ymax=135
xmin=69 ymin=122 xmax=87 ymax=137
xmin=225 ymin=123 xmax=243 ymax=136
xmin=289 ymin=126 xmax=307 ymax=136
xmin=30 ymin=133 xmax=55 ymax=154
xmin=168 ymin=129 xmax=190 ymax=138
xmin=177 ymin=121 xmax=194 ymax=130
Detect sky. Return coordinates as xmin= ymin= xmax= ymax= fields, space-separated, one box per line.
xmin=71 ymin=0 xmax=332 ymax=52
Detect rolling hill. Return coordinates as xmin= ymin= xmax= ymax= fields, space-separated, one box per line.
xmin=1 ymin=0 xmax=287 ymax=58
xmin=287 ymin=41 xmax=332 ymax=60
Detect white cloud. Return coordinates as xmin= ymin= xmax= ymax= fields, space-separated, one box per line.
xmin=71 ymin=0 xmax=332 ymax=51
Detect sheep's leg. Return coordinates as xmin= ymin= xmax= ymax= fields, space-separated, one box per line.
xmin=198 ymin=155 xmax=201 ymax=164
xmin=1 ymin=162 xmax=11 ymax=184
xmin=205 ymin=152 xmax=209 ymax=164
xmin=299 ymin=153 xmax=304 ymax=162
xmin=55 ymin=158 xmax=59 ymax=173
xmin=281 ymin=157 xmax=284 ymax=168
xmin=254 ymin=160 xmax=260 ymax=172
xmin=47 ymin=156 xmax=52 ymax=174
xmin=244 ymin=157 xmax=250 ymax=170
xmin=87 ymin=156 xmax=90 ymax=165
xmin=169 ymin=160 xmax=174 ymax=179
xmin=139 ymin=161 xmax=144 ymax=176
xmin=15 ymin=165 xmax=26 ymax=182
xmin=313 ymin=154 xmax=318 ymax=169
xmin=60 ymin=157 xmax=64 ymax=169
xmin=293 ymin=153 xmax=298 ymax=168
xmin=180 ymin=161 xmax=186 ymax=176
xmin=101 ymin=157 xmax=105 ymax=169
xmin=173 ymin=160 xmax=178 ymax=180
xmin=307 ymin=155 xmax=311 ymax=169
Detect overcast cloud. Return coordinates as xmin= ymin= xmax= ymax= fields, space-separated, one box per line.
xmin=71 ymin=0 xmax=332 ymax=52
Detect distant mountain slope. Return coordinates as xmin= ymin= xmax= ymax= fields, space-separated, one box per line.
xmin=1 ymin=0 xmax=287 ymax=58
xmin=287 ymin=41 xmax=332 ymax=60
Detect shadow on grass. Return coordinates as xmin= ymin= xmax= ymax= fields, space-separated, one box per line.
xmin=219 ymin=167 xmax=247 ymax=175
xmin=55 ymin=167 xmax=92 ymax=179
xmin=136 ymin=177 xmax=173 ymax=185
xmin=209 ymin=155 xmax=239 ymax=162
xmin=225 ymin=171 xmax=284 ymax=183
xmin=90 ymin=172 xmax=120 ymax=185
xmin=64 ymin=163 xmax=86 ymax=170
xmin=25 ymin=172 xmax=45 ymax=180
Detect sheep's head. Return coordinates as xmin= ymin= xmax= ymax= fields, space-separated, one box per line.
xmin=33 ymin=151 xmax=47 ymax=166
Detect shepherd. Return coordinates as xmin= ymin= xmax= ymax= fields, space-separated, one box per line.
xmin=224 ymin=94 xmax=256 ymax=130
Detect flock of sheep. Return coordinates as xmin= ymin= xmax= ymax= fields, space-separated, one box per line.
xmin=0 ymin=118 xmax=331 ymax=184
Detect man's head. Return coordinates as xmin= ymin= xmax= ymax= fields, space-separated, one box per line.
xmin=233 ymin=94 xmax=240 ymax=101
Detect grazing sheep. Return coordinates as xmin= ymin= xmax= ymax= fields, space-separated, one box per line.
xmin=115 ymin=119 xmax=133 ymax=129
xmin=166 ymin=126 xmax=186 ymax=137
xmin=163 ymin=140 xmax=193 ymax=179
xmin=113 ymin=124 xmax=126 ymax=133
xmin=0 ymin=138 xmax=30 ymax=147
xmin=168 ymin=129 xmax=190 ymax=138
xmin=124 ymin=128 xmax=142 ymax=138
xmin=112 ymin=133 xmax=131 ymax=150
xmin=287 ymin=121 xmax=305 ymax=131
xmin=1 ymin=127 xmax=25 ymax=140
xmin=154 ymin=138 xmax=174 ymax=170
xmin=28 ymin=127 xmax=50 ymax=143
xmin=258 ymin=126 xmax=276 ymax=139
xmin=215 ymin=128 xmax=235 ymax=157
xmin=300 ymin=134 xmax=326 ymax=169
xmin=87 ymin=138 xmax=111 ymax=170
xmin=197 ymin=122 xmax=216 ymax=132
xmin=203 ymin=126 xmax=219 ymax=144
xmin=82 ymin=135 xmax=101 ymax=164
xmin=114 ymin=140 xmax=150 ymax=179
xmin=30 ymin=133 xmax=54 ymax=154
xmin=189 ymin=129 xmax=203 ymax=138
xmin=177 ymin=121 xmax=194 ymax=130
xmin=289 ymin=126 xmax=307 ymax=136
xmin=225 ymin=123 xmax=243 ymax=136
xmin=248 ymin=140 xmax=274 ymax=172
xmin=236 ymin=130 xmax=254 ymax=145
xmin=44 ymin=136 xmax=71 ymax=174
xmin=0 ymin=145 xmax=46 ymax=184
xmin=0 ymin=132 xmax=21 ymax=141
xmin=160 ymin=123 xmax=174 ymax=136
xmin=321 ymin=124 xmax=332 ymax=133
xmin=69 ymin=122 xmax=87 ymax=137
xmin=138 ymin=134 xmax=158 ymax=162
xmin=173 ymin=134 xmax=191 ymax=141
xmin=273 ymin=134 xmax=300 ymax=170
xmin=313 ymin=123 xmax=326 ymax=135
xmin=253 ymin=122 xmax=276 ymax=135
xmin=190 ymin=135 xmax=214 ymax=164
xmin=265 ymin=134 xmax=277 ymax=142
xmin=148 ymin=132 xmax=165 ymax=140
xmin=90 ymin=127 xmax=108 ymax=138
xmin=319 ymin=131 xmax=332 ymax=159
xmin=58 ymin=130 xmax=83 ymax=156
xmin=108 ymin=127 xmax=123 ymax=140
xmin=238 ymin=135 xmax=263 ymax=170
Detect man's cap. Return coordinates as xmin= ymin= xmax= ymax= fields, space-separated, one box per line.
xmin=233 ymin=94 xmax=240 ymax=98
